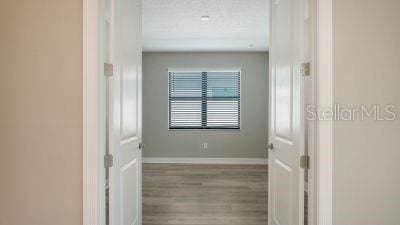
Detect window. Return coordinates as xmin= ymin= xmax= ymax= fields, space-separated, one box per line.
xmin=168 ymin=69 xmax=241 ymax=129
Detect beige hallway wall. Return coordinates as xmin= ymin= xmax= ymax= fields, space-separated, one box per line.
xmin=333 ymin=0 xmax=400 ymax=224
xmin=0 ymin=1 xmax=83 ymax=225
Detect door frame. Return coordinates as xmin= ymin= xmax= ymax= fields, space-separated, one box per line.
xmin=310 ymin=0 xmax=333 ymax=224
xmin=83 ymin=0 xmax=101 ymax=224
xmin=82 ymin=0 xmax=333 ymax=225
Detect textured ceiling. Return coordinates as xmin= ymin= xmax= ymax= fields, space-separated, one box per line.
xmin=142 ymin=0 xmax=269 ymax=52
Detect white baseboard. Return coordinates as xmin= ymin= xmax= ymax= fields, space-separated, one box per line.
xmin=142 ymin=157 xmax=268 ymax=165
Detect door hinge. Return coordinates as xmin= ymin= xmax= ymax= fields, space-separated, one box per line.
xmin=300 ymin=155 xmax=310 ymax=169
xmin=104 ymin=63 xmax=114 ymax=76
xmin=104 ymin=154 xmax=114 ymax=168
xmin=301 ymin=62 xmax=311 ymax=77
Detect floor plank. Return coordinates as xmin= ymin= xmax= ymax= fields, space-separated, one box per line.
xmin=143 ymin=164 xmax=268 ymax=225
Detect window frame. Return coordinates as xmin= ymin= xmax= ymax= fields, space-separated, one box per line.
xmin=167 ymin=68 xmax=242 ymax=130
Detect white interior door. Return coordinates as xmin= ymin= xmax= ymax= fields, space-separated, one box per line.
xmin=108 ymin=0 xmax=142 ymax=224
xmin=268 ymin=0 xmax=305 ymax=224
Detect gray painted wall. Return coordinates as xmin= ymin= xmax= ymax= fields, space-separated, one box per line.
xmin=333 ymin=0 xmax=400 ymax=224
xmin=143 ymin=52 xmax=268 ymax=158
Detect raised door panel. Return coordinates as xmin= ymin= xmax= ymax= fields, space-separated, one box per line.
xmin=272 ymin=159 xmax=293 ymax=225
xmin=272 ymin=0 xmax=294 ymax=144
xmin=120 ymin=0 xmax=139 ymax=140
xmin=121 ymin=158 xmax=138 ymax=225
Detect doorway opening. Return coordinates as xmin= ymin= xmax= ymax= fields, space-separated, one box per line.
xmin=82 ymin=0 xmax=326 ymax=224
xmin=139 ymin=0 xmax=310 ymax=225
xmin=141 ymin=1 xmax=269 ymax=224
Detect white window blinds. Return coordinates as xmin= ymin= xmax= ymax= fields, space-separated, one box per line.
xmin=168 ymin=70 xmax=241 ymax=129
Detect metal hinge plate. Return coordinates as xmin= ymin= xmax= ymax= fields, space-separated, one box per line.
xmin=300 ymin=155 xmax=310 ymax=169
xmin=301 ymin=62 xmax=311 ymax=77
xmin=104 ymin=63 xmax=114 ymax=76
xmin=104 ymin=154 xmax=114 ymax=168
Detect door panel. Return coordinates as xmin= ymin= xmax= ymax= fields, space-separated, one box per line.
xmin=274 ymin=0 xmax=293 ymax=141
xmin=121 ymin=158 xmax=138 ymax=225
xmin=120 ymin=0 xmax=139 ymax=139
xmin=273 ymin=0 xmax=293 ymax=142
xmin=269 ymin=0 xmax=304 ymax=224
xmin=108 ymin=0 xmax=142 ymax=224
xmin=273 ymin=159 xmax=293 ymax=225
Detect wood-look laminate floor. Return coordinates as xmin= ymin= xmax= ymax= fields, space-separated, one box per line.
xmin=143 ymin=164 xmax=268 ymax=225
